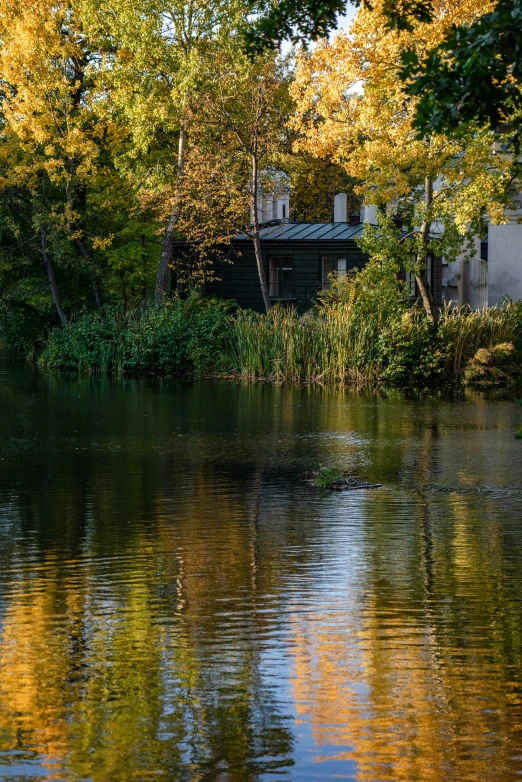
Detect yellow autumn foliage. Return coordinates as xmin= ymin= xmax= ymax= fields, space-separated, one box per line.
xmin=0 ymin=0 xmax=102 ymax=189
xmin=291 ymin=0 xmax=513 ymax=227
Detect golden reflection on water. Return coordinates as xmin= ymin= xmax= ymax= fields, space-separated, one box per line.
xmin=0 ymin=367 xmax=521 ymax=780
xmin=290 ymin=487 xmax=522 ymax=781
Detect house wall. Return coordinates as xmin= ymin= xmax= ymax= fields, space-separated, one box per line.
xmin=206 ymin=240 xmax=368 ymax=312
xmin=442 ymin=236 xmax=488 ymax=309
xmin=488 ymin=218 xmax=522 ymax=305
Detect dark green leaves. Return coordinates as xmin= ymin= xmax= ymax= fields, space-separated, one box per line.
xmin=243 ymin=0 xmax=350 ymax=54
xmin=401 ymin=0 xmax=522 ymax=147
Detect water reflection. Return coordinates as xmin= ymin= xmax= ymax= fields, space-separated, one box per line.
xmin=0 ymin=361 xmax=521 ymax=780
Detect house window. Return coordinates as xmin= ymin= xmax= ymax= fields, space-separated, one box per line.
xmin=426 ymin=253 xmax=433 ymax=287
xmin=405 ymin=270 xmax=416 ymax=296
xmin=405 ymin=253 xmax=434 ymax=297
xmin=269 ymin=256 xmax=294 ymax=298
xmin=322 ymin=256 xmax=347 ymax=289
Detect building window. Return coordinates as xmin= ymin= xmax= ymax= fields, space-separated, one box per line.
xmin=269 ymin=256 xmax=294 ymax=298
xmin=426 ymin=253 xmax=433 ymax=287
xmin=405 ymin=270 xmax=416 ymax=296
xmin=405 ymin=253 xmax=434 ymax=297
xmin=322 ymin=256 xmax=347 ymax=289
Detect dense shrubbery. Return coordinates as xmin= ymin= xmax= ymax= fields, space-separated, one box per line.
xmin=228 ymin=267 xmax=522 ymax=387
xmin=0 ymin=302 xmax=49 ymax=356
xmin=38 ymin=295 xmax=233 ymax=375
xmin=377 ymin=306 xmax=522 ymax=386
xmin=2 ymin=267 xmax=522 ymax=388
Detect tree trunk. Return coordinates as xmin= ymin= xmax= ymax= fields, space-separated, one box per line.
xmin=141 ymin=233 xmax=148 ymax=311
xmin=155 ymin=120 xmax=188 ymax=307
xmin=415 ymin=177 xmax=438 ymax=329
xmin=41 ymin=230 xmax=67 ymax=325
xmin=251 ymin=154 xmax=271 ymax=312
xmin=415 ymin=271 xmax=437 ymax=328
xmin=91 ymin=277 xmax=103 ymax=312
xmin=75 ymin=237 xmax=103 ymax=312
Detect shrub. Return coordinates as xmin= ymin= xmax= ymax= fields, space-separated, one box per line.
xmin=464 ymin=342 xmax=519 ymax=387
xmin=39 ymin=294 xmax=233 ymax=374
xmin=378 ymin=303 xmax=522 ymax=387
xmin=377 ymin=310 xmax=446 ymax=385
xmin=0 ymin=302 xmax=48 ymax=355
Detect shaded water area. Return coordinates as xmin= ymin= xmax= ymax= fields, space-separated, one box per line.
xmin=1 ymin=358 xmax=522 ymax=782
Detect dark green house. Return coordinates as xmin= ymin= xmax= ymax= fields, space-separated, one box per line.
xmin=174 ymin=217 xmax=443 ymax=312
xmin=205 ymin=219 xmax=370 ymax=313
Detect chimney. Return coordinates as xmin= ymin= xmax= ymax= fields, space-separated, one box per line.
xmin=334 ymin=192 xmax=347 ymax=222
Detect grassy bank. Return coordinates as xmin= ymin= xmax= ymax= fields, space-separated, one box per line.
xmin=2 ymin=268 xmax=522 ymax=388
xmin=3 ymin=295 xmax=518 ymax=389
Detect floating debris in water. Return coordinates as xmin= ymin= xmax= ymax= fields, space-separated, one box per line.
xmin=310 ymin=467 xmax=382 ymax=491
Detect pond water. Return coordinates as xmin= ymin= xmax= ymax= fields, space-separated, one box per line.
xmin=1 ymin=359 xmax=522 ymax=782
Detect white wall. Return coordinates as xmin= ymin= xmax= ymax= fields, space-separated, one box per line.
xmin=251 ymin=169 xmax=291 ymax=224
xmin=488 ymin=219 xmax=522 ymax=304
xmin=362 ymin=204 xmax=378 ymax=225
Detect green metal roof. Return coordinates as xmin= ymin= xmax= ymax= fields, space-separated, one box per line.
xmin=235 ymin=221 xmax=365 ymax=242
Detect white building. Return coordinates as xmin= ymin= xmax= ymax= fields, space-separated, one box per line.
xmin=363 ymin=195 xmax=522 ymax=308
xmin=488 ymin=195 xmax=522 ymax=304
xmin=252 ymin=169 xmax=291 ymax=224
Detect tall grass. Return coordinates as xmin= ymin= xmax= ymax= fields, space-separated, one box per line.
xmin=438 ymin=303 xmax=522 ymax=374
xmin=33 ymin=287 xmax=522 ymax=387
xmin=226 ymin=305 xmax=381 ymax=384
xmin=226 ymin=301 xmax=522 ymax=385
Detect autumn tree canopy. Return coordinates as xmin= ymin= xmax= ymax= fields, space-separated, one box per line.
xmin=290 ymin=0 xmax=515 ymax=323
xmin=246 ymin=0 xmax=522 ymax=147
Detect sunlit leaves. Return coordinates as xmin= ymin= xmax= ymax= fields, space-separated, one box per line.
xmin=290 ymin=0 xmax=514 ymax=266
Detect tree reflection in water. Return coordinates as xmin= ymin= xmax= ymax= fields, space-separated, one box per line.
xmin=0 ymin=363 xmax=521 ymax=781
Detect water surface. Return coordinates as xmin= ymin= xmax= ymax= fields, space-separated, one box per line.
xmin=1 ymin=360 xmax=522 ymax=781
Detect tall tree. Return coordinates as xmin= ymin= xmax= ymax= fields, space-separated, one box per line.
xmin=291 ymin=0 xmax=514 ymax=325
xmin=85 ymin=0 xmax=249 ymax=306
xmin=0 ymin=0 xmax=116 ymax=318
xmin=178 ymin=54 xmax=293 ymax=311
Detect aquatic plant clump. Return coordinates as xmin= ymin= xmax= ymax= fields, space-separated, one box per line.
xmin=313 ymin=468 xmax=382 ymax=490
xmin=315 ymin=468 xmax=345 ymax=487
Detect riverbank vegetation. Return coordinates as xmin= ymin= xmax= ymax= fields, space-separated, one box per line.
xmin=0 ymin=0 xmax=520 ymax=386
xmin=30 ymin=268 xmax=522 ymax=388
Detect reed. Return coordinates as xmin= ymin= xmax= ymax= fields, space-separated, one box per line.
xmin=438 ymin=303 xmax=522 ymax=375
xmin=226 ymin=301 xmax=522 ymax=385
xmin=226 ymin=303 xmax=385 ymax=384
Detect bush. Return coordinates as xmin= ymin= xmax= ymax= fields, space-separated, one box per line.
xmin=0 ymin=302 xmax=49 ymax=355
xmin=464 ymin=342 xmax=519 ymax=387
xmin=39 ymin=294 xmax=233 ymax=374
xmin=377 ymin=310 xmax=446 ymax=385
xmin=377 ymin=303 xmax=522 ymax=387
